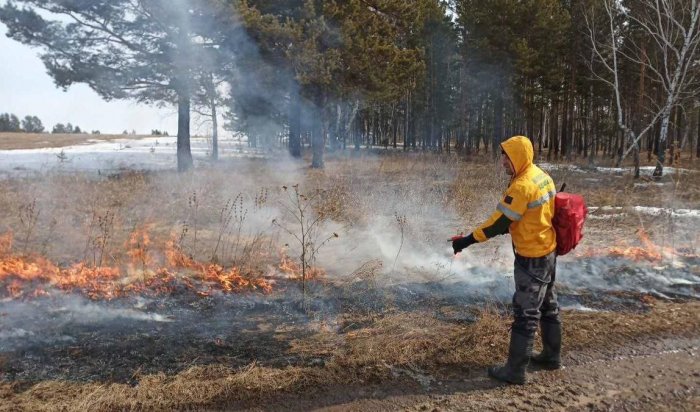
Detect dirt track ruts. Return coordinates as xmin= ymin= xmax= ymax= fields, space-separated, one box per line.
xmin=236 ymin=336 xmax=700 ymax=411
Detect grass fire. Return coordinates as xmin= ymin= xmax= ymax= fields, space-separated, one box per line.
xmin=0 ymin=149 xmax=698 ymax=411
xmin=2 ymin=0 xmax=700 ymax=409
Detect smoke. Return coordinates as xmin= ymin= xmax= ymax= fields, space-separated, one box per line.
xmin=558 ymin=256 xmax=700 ymax=298
xmin=1 ymin=0 xmax=698 ymax=324
xmin=0 ymin=295 xmax=172 ymax=351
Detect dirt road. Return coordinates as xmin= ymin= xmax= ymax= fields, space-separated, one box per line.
xmin=240 ymin=337 xmax=699 ymax=411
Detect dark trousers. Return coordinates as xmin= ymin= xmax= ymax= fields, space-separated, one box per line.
xmin=511 ymin=251 xmax=559 ymax=338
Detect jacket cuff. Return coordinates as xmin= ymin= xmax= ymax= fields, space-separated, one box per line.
xmin=472 ymin=230 xmax=486 ymax=243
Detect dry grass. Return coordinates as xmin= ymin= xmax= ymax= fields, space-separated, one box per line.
xmin=294 ymin=300 xmax=700 ymax=372
xmin=1 ymin=301 xmax=698 ymax=411
xmin=1 ymin=151 xmax=700 ymax=409
xmin=0 ymin=132 xmax=159 ymax=150
xmin=0 ymin=167 xmax=284 ymax=267
xmin=0 ymin=149 xmax=694 ymax=265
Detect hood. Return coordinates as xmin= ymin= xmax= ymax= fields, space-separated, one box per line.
xmin=501 ymin=135 xmax=534 ymax=177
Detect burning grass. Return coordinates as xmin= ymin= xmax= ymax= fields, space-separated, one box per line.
xmin=0 ymin=230 xmax=273 ymax=299
xmin=0 ymin=152 xmax=699 ymax=409
xmin=1 ymin=301 xmax=698 ymax=411
xmin=581 ymin=228 xmax=697 ymax=262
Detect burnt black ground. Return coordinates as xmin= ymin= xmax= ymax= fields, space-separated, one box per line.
xmin=1 ymin=265 xmax=697 ymax=384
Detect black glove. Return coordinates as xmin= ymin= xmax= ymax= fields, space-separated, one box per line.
xmin=452 ymin=234 xmax=476 ymax=255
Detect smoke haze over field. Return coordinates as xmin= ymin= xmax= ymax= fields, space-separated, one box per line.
xmin=0 ymin=148 xmax=699 ymax=384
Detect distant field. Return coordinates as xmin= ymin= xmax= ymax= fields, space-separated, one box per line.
xmin=0 ymin=132 xmax=158 ymax=150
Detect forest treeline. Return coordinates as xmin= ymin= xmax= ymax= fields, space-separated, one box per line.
xmin=0 ymin=112 xmax=97 ymax=134
xmin=1 ymin=0 xmax=698 ymax=175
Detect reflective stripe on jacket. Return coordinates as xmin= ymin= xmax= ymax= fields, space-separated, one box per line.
xmin=473 ymin=136 xmax=557 ymax=258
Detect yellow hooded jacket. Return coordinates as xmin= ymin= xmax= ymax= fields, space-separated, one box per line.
xmin=472 ymin=136 xmax=557 ymax=258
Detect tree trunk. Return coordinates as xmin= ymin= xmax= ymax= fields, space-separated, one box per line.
xmin=210 ymin=99 xmax=218 ymax=161
xmin=539 ymin=105 xmax=545 ymax=154
xmin=493 ymin=92 xmax=504 ymax=159
xmin=631 ymin=139 xmax=640 ymax=178
xmin=312 ymin=119 xmax=325 ymax=168
xmin=548 ymin=101 xmax=559 ymax=161
xmin=288 ymin=93 xmax=301 ymax=158
xmin=697 ymin=105 xmax=700 ymax=158
xmin=653 ymin=105 xmax=673 ymax=177
xmin=561 ymin=93 xmax=570 ymax=160
xmin=177 ymin=89 xmax=193 ymax=172
xmin=668 ymin=108 xmax=678 ymax=165
xmin=344 ymin=100 xmax=359 ymax=151
xmin=526 ymin=89 xmax=534 ymax=140
xmin=403 ymin=93 xmax=410 ymax=151
xmin=312 ymin=97 xmax=325 ymax=169
xmin=477 ymin=103 xmax=484 ymax=153
xmin=675 ymin=106 xmax=683 ymax=161
xmin=392 ymin=107 xmax=398 ymax=149
xmin=634 ymin=43 xmax=646 ymax=176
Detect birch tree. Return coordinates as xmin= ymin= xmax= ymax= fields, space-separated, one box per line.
xmin=586 ymin=0 xmax=700 ymax=177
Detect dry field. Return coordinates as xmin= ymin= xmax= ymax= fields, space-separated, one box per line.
xmin=0 ymin=149 xmax=699 ymax=411
xmin=0 ymin=132 xmax=161 ymax=151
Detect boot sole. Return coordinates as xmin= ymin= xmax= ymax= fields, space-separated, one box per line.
xmin=487 ymin=368 xmax=526 ymax=385
xmin=530 ymin=360 xmax=561 ymax=370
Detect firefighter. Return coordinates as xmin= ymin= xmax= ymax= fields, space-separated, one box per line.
xmin=452 ymin=135 xmax=561 ymax=385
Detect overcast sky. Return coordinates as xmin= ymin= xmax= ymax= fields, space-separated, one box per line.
xmin=1 ymin=24 xmax=180 ymax=135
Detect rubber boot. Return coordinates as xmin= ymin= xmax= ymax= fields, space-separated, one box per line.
xmin=488 ymin=332 xmax=533 ymax=385
xmin=530 ymin=321 xmax=561 ymax=370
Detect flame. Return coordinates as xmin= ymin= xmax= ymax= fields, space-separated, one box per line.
xmin=165 ymin=238 xmax=197 ymax=269
xmin=591 ymin=229 xmax=694 ymax=262
xmin=0 ymin=230 xmax=274 ymax=300
xmin=278 ymin=250 xmax=325 ymax=280
xmin=166 ymin=239 xmax=273 ymax=294
xmin=126 ymin=224 xmax=155 ymax=269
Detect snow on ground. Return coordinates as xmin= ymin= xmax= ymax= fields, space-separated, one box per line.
xmin=541 ymin=163 xmax=699 ymax=176
xmin=0 ymin=136 xmax=266 ymax=178
xmin=588 ymin=205 xmax=700 ymax=219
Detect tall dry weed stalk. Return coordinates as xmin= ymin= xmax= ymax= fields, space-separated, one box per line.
xmin=211 ymin=197 xmax=235 ymax=263
xmin=93 ymin=210 xmax=115 ymax=267
xmin=392 ymin=212 xmax=408 ymax=271
xmin=40 ymin=217 xmax=58 ymax=256
xmin=273 ymin=184 xmax=338 ymax=302
xmin=126 ymin=224 xmax=153 ymax=272
xmin=188 ymin=191 xmax=199 ymax=259
xmin=254 ymin=187 xmax=269 ymax=210
xmin=83 ymin=209 xmax=97 ymax=261
xmin=231 ymin=194 xmax=247 ymax=263
xmin=18 ymin=198 xmax=38 ymax=255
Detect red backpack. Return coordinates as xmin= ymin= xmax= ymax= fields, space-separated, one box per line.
xmin=553 ymin=184 xmax=587 ymax=256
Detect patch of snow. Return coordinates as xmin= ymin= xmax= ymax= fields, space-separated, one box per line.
xmin=588 ymin=213 xmax=626 ymax=220
xmin=592 ymin=166 xmax=628 ymax=174
xmin=588 ymin=206 xmax=700 ymax=219
xmin=632 ymin=206 xmax=700 ymax=218
xmin=638 ymin=166 xmax=699 ymax=175
xmin=540 ymin=163 xmax=699 ymax=176
xmin=540 ymin=163 xmax=589 ymax=173
xmin=587 ymin=206 xmax=624 ymax=216
xmin=0 ymin=136 xmax=266 ymax=178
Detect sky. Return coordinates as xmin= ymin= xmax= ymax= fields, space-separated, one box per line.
xmin=1 ymin=24 xmax=179 ymax=135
